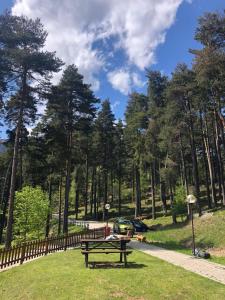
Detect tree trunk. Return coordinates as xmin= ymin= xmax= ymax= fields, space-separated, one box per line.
xmin=58 ymin=174 xmax=63 ymax=235
xmin=170 ymin=182 xmax=177 ymax=224
xmin=63 ymin=131 xmax=72 ymax=234
xmin=189 ymin=132 xmax=201 ymax=214
xmin=211 ymin=115 xmax=222 ymax=203
xmin=5 ymin=106 xmax=23 ymax=249
xmin=5 ymin=69 xmax=27 ymax=249
xmin=0 ymin=161 xmax=11 ymax=243
xmin=180 ymin=134 xmax=189 ymax=195
xmin=151 ymin=163 xmax=156 ymax=220
xmin=199 ymin=112 xmax=211 ymax=208
xmin=96 ymin=170 xmax=101 ymax=219
xmin=118 ymin=171 xmax=122 ymax=216
xmin=203 ymin=114 xmax=217 ymax=206
xmin=75 ymin=188 xmax=79 ymax=220
xmin=103 ymin=170 xmax=108 ymax=221
xmin=160 ymin=180 xmax=167 ymax=215
xmin=93 ymin=169 xmax=97 ymax=219
xmin=111 ymin=171 xmax=114 ymax=204
xmin=132 ymin=164 xmax=135 ymax=203
xmin=84 ymin=154 xmax=89 ymax=219
xmin=45 ymin=175 xmax=52 ymax=238
xmin=135 ymin=165 xmax=141 ymax=218
xmin=187 ymin=97 xmax=201 ymax=215
xmin=213 ymin=108 xmax=225 ymax=205
xmin=90 ymin=167 xmax=95 ymax=216
xmin=1 ymin=161 xmax=12 ymax=207
xmin=0 ymin=197 xmax=8 ymax=244
xmin=159 ymin=163 xmax=167 ymax=216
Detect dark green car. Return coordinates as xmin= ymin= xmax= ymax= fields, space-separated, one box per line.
xmin=113 ymin=218 xmax=134 ymax=234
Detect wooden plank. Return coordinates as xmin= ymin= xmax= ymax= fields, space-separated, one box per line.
xmin=81 ymin=250 xmax=132 ymax=254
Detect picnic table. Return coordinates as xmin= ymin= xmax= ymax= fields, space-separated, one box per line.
xmin=81 ymin=238 xmax=132 ymax=267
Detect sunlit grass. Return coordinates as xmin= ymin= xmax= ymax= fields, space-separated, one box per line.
xmin=1 ymin=248 xmax=225 ymax=299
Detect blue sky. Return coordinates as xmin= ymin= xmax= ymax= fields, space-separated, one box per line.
xmin=0 ymin=0 xmax=224 ymax=134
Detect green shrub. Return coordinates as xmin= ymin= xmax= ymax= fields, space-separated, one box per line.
xmin=173 ymin=185 xmax=187 ymax=216
xmin=14 ymin=186 xmax=49 ymax=242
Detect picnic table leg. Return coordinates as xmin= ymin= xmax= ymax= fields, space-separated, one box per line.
xmin=120 ymin=240 xmax=124 ymax=263
xmin=124 ymin=252 xmax=127 ymax=267
xmin=85 ymin=253 xmax=88 ymax=268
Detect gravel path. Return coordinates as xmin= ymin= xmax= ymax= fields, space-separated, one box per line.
xmin=129 ymin=240 xmax=225 ymax=285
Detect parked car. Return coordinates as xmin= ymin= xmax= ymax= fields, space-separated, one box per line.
xmin=113 ymin=218 xmax=134 ymax=234
xmin=130 ymin=219 xmax=149 ymax=232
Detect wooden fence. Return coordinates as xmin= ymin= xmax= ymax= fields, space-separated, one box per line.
xmin=0 ymin=227 xmax=105 ymax=270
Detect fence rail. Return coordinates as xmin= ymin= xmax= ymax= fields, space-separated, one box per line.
xmin=0 ymin=227 xmax=105 ymax=270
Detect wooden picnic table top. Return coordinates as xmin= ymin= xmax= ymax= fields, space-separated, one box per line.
xmin=81 ymin=238 xmax=130 ymax=243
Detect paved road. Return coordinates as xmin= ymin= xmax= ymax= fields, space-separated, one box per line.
xmin=129 ymin=240 xmax=225 ymax=285
xmin=87 ymin=221 xmax=113 ymax=229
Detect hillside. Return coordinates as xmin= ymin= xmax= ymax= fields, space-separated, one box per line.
xmin=144 ymin=209 xmax=225 ymax=264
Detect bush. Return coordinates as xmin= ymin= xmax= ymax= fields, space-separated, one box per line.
xmin=14 ymin=186 xmax=49 ymax=242
xmin=173 ymin=185 xmax=187 ymax=216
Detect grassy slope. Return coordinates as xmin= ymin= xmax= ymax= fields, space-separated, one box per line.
xmin=1 ymin=249 xmax=225 ymax=300
xmin=144 ymin=209 xmax=225 ymax=264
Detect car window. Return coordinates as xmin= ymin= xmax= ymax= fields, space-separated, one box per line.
xmin=133 ymin=220 xmax=145 ymax=225
xmin=119 ymin=220 xmax=131 ymax=225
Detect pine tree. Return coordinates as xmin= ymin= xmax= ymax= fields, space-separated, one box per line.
xmin=45 ymin=65 xmax=98 ymax=233
xmin=1 ymin=14 xmax=62 ymax=248
xmin=191 ymin=10 xmax=225 ymax=205
xmin=125 ymin=92 xmax=148 ymax=217
xmin=95 ymin=100 xmax=115 ymax=220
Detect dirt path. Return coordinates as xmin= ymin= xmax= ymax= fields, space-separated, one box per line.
xmin=129 ymin=240 xmax=225 ymax=285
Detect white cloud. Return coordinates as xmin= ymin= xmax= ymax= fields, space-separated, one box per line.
xmin=12 ymin=0 xmax=185 ymax=93
xmin=107 ymin=69 xmax=144 ymax=95
xmin=131 ymin=73 xmax=145 ymax=88
xmin=111 ymin=100 xmax=120 ymax=113
xmin=108 ymin=69 xmax=131 ymax=95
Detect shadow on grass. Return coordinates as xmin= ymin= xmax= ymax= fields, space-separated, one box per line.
xmin=148 ymin=220 xmax=189 ymax=232
xmin=147 ymin=237 xmax=215 ymax=253
xmin=88 ymin=261 xmax=147 ymax=269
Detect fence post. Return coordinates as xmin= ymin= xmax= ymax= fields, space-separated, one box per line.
xmin=45 ymin=239 xmax=49 ymax=255
xmin=64 ymin=234 xmax=68 ymax=251
xmin=20 ymin=243 xmax=26 ymax=265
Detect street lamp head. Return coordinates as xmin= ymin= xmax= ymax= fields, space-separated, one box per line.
xmin=186 ymin=194 xmax=197 ymax=204
xmin=105 ymin=203 xmax=110 ymax=210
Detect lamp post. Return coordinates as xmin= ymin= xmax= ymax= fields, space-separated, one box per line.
xmin=186 ymin=194 xmax=197 ymax=256
xmin=105 ymin=203 xmax=110 ymax=230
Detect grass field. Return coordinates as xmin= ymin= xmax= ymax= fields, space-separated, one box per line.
xmin=144 ymin=209 xmax=225 ymax=265
xmin=1 ymin=249 xmax=225 ymax=300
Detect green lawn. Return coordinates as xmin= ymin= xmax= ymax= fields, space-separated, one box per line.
xmin=144 ymin=209 xmax=225 ymax=265
xmin=1 ymin=249 xmax=225 ymax=300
